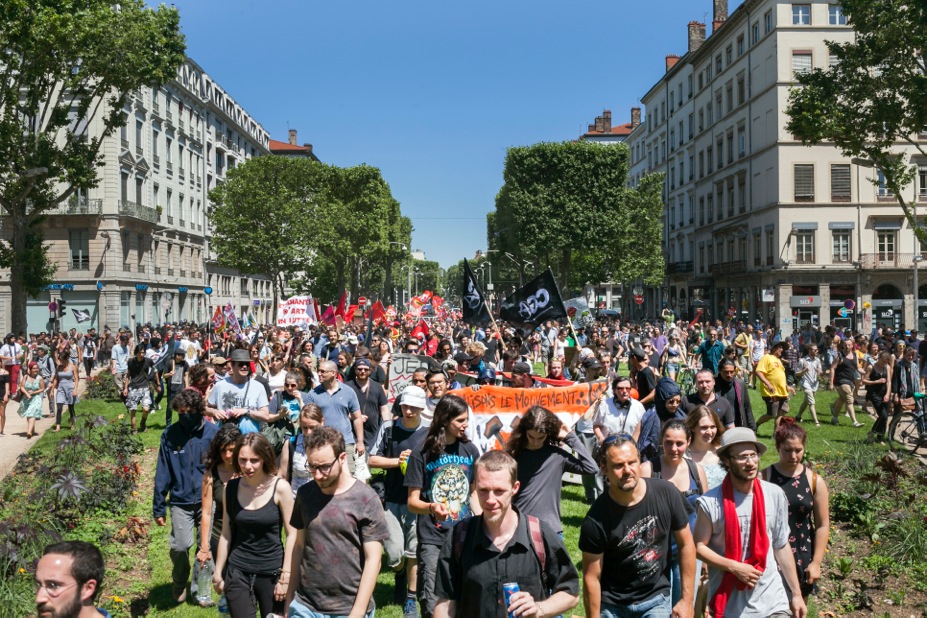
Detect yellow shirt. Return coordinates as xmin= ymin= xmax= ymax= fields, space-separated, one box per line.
xmin=756 ymin=353 xmax=788 ymax=398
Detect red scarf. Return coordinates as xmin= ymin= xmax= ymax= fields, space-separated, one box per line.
xmin=710 ymin=476 xmax=769 ymax=618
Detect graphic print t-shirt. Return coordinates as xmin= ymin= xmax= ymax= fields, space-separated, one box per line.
xmin=579 ymin=479 xmax=689 ymax=606
xmin=404 ymin=439 xmax=481 ymax=546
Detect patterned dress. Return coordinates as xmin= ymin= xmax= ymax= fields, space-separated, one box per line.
xmin=768 ymin=464 xmax=816 ymax=596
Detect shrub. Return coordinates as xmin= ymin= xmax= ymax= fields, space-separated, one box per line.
xmin=83 ymin=369 xmax=120 ymax=401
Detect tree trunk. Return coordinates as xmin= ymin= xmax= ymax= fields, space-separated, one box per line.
xmin=561 ymin=247 xmax=571 ymax=294
xmin=9 ymin=211 xmax=29 ymax=335
xmin=383 ymin=257 xmax=393 ymax=303
xmin=335 ymin=262 xmax=346 ymax=296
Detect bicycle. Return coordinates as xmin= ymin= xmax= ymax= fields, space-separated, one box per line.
xmin=889 ymin=391 xmax=927 ymax=455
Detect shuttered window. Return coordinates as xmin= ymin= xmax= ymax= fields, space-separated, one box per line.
xmin=792 ymin=52 xmax=813 ymax=77
xmin=794 ymin=164 xmax=815 ymax=201
xmin=831 ymin=164 xmax=851 ymax=201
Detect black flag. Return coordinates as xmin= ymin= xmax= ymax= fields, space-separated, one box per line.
xmin=499 ymin=267 xmax=567 ymax=326
xmin=462 ymin=259 xmax=491 ymax=325
xmin=72 ymin=308 xmax=91 ymax=323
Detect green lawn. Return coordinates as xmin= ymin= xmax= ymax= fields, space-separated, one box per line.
xmin=33 ymin=380 xmax=883 ymax=617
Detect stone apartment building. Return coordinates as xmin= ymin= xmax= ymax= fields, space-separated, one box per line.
xmin=626 ymin=0 xmax=927 ymax=336
xmin=0 ymin=58 xmax=277 ymax=335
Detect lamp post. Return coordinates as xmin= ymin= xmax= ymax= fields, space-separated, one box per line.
xmin=414 ymin=269 xmax=421 ymax=296
xmin=914 ymin=255 xmax=923 ymax=331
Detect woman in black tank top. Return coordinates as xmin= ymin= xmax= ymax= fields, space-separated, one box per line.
xmin=213 ymin=433 xmax=295 ymax=618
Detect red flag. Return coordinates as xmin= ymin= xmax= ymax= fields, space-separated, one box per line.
xmin=410 ymin=318 xmax=429 ymax=340
xmin=344 ymin=304 xmax=358 ymax=322
xmin=320 ymin=305 xmax=336 ymax=326
xmin=431 ymin=295 xmax=444 ymax=308
xmin=688 ymin=308 xmax=704 ymax=328
xmin=372 ymin=300 xmax=387 ymax=323
xmin=313 ymin=298 xmax=322 ymax=324
xmin=335 ymin=292 xmax=347 ymax=321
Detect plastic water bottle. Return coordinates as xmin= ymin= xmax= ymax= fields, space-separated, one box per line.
xmin=217 ymin=595 xmax=229 ymax=614
xmin=195 ymin=559 xmax=214 ymax=606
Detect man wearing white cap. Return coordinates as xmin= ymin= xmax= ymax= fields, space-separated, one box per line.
xmin=369 ymin=384 xmax=428 ymax=617
xmin=693 ymin=428 xmax=807 ymax=618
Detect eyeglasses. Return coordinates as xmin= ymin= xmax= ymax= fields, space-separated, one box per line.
xmin=34 ymin=580 xmax=78 ymax=597
xmin=730 ymin=453 xmax=760 ymax=463
xmin=615 ymin=386 xmax=631 ymax=391
xmin=306 ymin=459 xmax=338 ymax=475
xmin=232 ymin=362 xmax=249 ymax=368
xmin=284 ymin=383 xmax=299 ymax=388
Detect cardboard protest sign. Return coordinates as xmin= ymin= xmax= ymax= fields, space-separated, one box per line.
xmin=276 ymin=296 xmax=318 ymax=328
xmin=447 ymin=382 xmax=607 ymax=452
xmin=387 ymin=353 xmax=442 ymax=403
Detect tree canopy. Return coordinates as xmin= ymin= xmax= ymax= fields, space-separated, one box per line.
xmin=209 ymin=157 xmax=412 ymax=308
xmin=491 ymin=140 xmax=665 ymax=293
xmin=786 ymin=0 xmax=927 ymax=243
xmin=0 ymin=0 xmax=185 ymax=333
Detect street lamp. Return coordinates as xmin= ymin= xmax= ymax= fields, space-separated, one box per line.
xmin=486 ymin=249 xmax=530 ymax=286
xmin=414 ymin=269 xmax=421 ymax=296
xmin=914 ymin=255 xmax=923 ymax=331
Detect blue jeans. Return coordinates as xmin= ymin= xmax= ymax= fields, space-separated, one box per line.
xmin=288 ymin=595 xmax=375 ymax=618
xmin=601 ymin=592 xmax=671 ymax=618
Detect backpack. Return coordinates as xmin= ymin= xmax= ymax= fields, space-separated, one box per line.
xmin=650 ymin=457 xmax=705 ymax=496
xmin=452 ymin=514 xmax=548 ymax=589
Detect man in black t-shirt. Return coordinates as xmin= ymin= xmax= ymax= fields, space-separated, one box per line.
xmin=630 ymin=347 xmax=657 ymax=407
xmin=369 ymin=385 xmax=428 ymax=615
xmin=683 ymin=369 xmax=736 ymax=428
xmin=579 ymin=436 xmax=695 ymax=617
xmin=346 ymin=358 xmax=390 ymax=451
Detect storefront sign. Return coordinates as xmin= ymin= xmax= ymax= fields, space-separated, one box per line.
xmin=178 ymin=287 xmax=189 ymax=293
xmin=762 ymin=288 xmax=775 ymax=303
xmin=789 ymin=295 xmax=822 ymax=308
xmin=44 ymin=283 xmax=74 ymax=291
xmin=135 ymin=284 xmax=148 ymax=292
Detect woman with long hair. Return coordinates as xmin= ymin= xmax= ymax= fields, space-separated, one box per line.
xmin=505 ymin=405 xmax=597 ymax=534
xmin=406 ymin=394 xmax=481 ymax=618
xmin=196 ymin=424 xmax=241 ymax=608
xmin=51 ymin=350 xmax=79 ymax=432
xmin=685 ymin=405 xmax=726 ymax=490
xmin=18 ymin=362 xmax=44 ymax=438
xmin=213 ymin=433 xmax=296 ymax=618
xmin=762 ymin=417 xmax=830 ymax=603
xmin=278 ymin=403 xmax=325 ymax=495
xmin=641 ymin=418 xmax=708 ymax=608
xmin=863 ymin=350 xmax=892 ymax=443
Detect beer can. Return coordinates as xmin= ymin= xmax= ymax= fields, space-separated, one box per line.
xmin=502 ymin=582 xmax=520 ymax=617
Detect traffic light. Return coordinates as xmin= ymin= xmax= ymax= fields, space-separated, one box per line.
xmin=58 ymin=298 xmax=67 ymax=318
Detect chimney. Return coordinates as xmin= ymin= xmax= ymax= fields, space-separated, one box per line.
xmin=631 ymin=107 xmax=641 ymax=128
xmin=713 ymin=0 xmax=728 ymax=34
xmin=688 ymin=21 xmax=706 ymax=53
xmin=302 ymin=143 xmax=313 ymax=154
xmin=288 ymin=129 xmax=297 ymax=145
xmin=594 ymin=114 xmax=604 ymax=133
xmin=602 ymin=110 xmax=612 ymax=133
xmin=666 ymin=54 xmax=680 ymax=72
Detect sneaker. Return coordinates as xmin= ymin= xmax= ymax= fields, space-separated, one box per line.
xmin=403 ymin=597 xmax=419 ymax=618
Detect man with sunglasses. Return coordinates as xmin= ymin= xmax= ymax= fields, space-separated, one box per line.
xmin=35 ymin=541 xmax=110 ymax=618
xmin=286 ymin=426 xmax=390 ymax=618
xmin=205 ymin=348 xmax=271 ymax=424
xmin=347 ymin=358 xmax=391 ymax=453
xmin=307 ymin=360 xmax=366 ymax=477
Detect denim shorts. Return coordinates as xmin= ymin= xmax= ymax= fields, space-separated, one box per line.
xmin=288 ymin=595 xmax=375 ymax=618
xmin=600 ymin=592 xmax=671 ymax=618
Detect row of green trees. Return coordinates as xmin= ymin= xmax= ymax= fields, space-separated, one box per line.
xmin=209 ymin=157 xmax=414 ymax=311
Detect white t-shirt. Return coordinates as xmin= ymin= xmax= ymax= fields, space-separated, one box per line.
xmin=593 ymin=397 xmax=646 ymax=437
xmin=179 ymin=338 xmax=202 ymax=368
xmin=1 ymin=343 xmax=23 ymax=366
xmin=208 ymin=377 xmax=269 ymax=413
xmin=696 ymin=481 xmax=792 ymax=617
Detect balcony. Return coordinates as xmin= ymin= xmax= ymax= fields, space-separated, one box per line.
xmin=118 ymin=200 xmax=158 ymax=224
xmin=710 ymin=260 xmax=747 ymax=276
xmin=860 ymin=252 xmax=927 ymax=269
xmin=46 ymin=197 xmax=103 ymax=216
xmin=666 ymin=261 xmax=694 ymax=275
xmin=70 ymin=257 xmax=90 ymax=271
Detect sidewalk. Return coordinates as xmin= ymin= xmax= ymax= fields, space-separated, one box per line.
xmin=0 ymin=371 xmax=93 ymax=480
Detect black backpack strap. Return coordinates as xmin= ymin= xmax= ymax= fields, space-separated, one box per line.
xmin=685 ymin=458 xmax=704 ymax=495
xmin=526 ymin=515 xmax=548 ymax=589
xmin=287 ymin=436 xmax=297 ymax=481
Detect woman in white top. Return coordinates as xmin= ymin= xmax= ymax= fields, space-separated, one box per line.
xmin=592 ymin=375 xmax=646 ymax=443
xmin=265 ymin=354 xmax=287 ymax=393
xmin=685 ymin=404 xmax=726 ymax=490
xmin=278 ymin=403 xmax=324 ymax=497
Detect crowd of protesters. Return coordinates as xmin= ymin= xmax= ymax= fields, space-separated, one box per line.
xmin=18 ymin=306 xmax=917 ymax=617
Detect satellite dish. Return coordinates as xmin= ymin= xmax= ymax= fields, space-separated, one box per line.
xmin=161 ymin=292 xmax=173 ymax=311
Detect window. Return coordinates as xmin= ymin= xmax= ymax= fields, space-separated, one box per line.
xmin=795 ymin=231 xmax=815 ymax=263
xmin=707 ymin=146 xmax=714 ymax=173
xmin=738 ymin=175 xmax=747 ymax=213
xmin=829 ymin=4 xmax=847 ymax=25
xmin=699 ymin=151 xmax=705 ymax=178
xmin=707 ymin=103 xmax=713 ymax=125
xmin=877 ymin=170 xmax=894 ymax=197
xmin=726 ymin=45 xmax=733 ymax=65
xmin=794 ymin=164 xmax=815 ymax=201
xmin=878 ymin=231 xmax=896 ymax=260
xmin=792 ymin=4 xmax=811 ymax=25
xmin=919 ymin=165 xmax=927 ymax=197
xmin=753 ymin=233 xmax=762 ymax=266
xmin=699 ymin=197 xmax=705 ymax=225
xmin=698 ymin=109 xmax=704 ymax=131
xmin=737 ymin=35 xmax=745 ymax=56
xmin=737 ymin=76 xmax=745 ymax=105
xmin=727 ymin=133 xmax=734 ymax=164
xmin=829 ymin=53 xmax=839 ymax=69
xmin=726 ymin=81 xmax=733 ymax=112
xmin=792 ymin=51 xmax=813 ymax=77
xmin=766 ymin=230 xmax=775 ymax=265
xmin=832 ymin=231 xmax=851 ymax=262
xmin=699 ymin=246 xmax=706 ymax=273
xmin=707 ymin=194 xmax=714 ymax=223
xmin=752 ymin=21 xmax=760 ymax=44
xmin=687 ymin=75 xmax=693 ymax=99
xmin=831 ymin=164 xmax=851 ymax=201
xmin=738 ymin=126 xmax=746 ymax=156
xmin=716 ymin=54 xmax=723 ymax=74
xmin=707 ymin=63 xmax=713 ymax=82
xmin=69 ymin=230 xmax=89 ymax=270
xmin=717 ymin=139 xmax=724 ymax=168
xmin=765 ymin=10 xmax=773 ymax=33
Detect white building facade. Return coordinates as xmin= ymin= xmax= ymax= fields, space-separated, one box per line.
xmin=627 ymin=0 xmax=927 ymax=336
xmin=0 ymin=58 xmax=275 ymax=334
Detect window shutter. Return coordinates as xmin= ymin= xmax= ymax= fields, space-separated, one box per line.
xmin=831 ymin=164 xmax=851 ymax=201
xmin=794 ymin=164 xmax=815 ymax=201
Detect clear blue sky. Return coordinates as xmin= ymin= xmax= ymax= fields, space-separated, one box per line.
xmin=169 ymin=0 xmax=743 ymax=268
